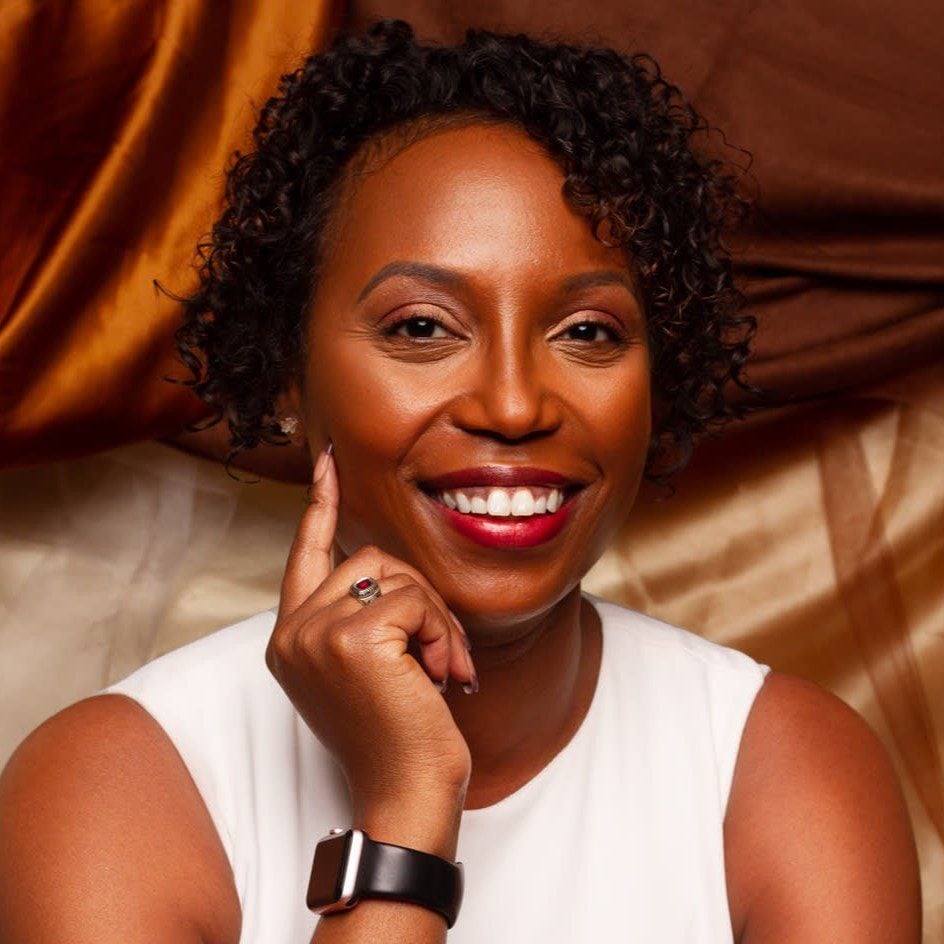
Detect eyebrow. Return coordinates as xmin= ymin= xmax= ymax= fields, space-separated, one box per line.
xmin=560 ymin=270 xmax=638 ymax=299
xmin=355 ymin=261 xmax=638 ymax=303
xmin=356 ymin=261 xmax=462 ymax=303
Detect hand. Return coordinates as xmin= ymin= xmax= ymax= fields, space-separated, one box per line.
xmin=265 ymin=446 xmax=477 ymax=813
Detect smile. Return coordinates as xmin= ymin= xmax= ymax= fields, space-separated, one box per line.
xmin=418 ymin=467 xmax=584 ymax=549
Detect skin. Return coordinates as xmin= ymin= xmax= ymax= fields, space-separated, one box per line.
xmin=0 ymin=123 xmax=921 ymax=943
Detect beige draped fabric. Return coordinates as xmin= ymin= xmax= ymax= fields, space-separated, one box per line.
xmin=0 ymin=0 xmax=941 ymax=938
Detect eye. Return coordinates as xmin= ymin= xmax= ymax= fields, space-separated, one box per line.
xmin=387 ymin=315 xmax=452 ymax=340
xmin=556 ymin=320 xmax=622 ymax=343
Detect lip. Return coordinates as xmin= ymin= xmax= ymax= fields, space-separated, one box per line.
xmin=421 ymin=486 xmax=579 ymax=550
xmin=419 ymin=466 xmax=580 ymax=490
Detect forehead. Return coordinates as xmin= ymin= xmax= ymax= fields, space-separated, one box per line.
xmin=319 ymin=122 xmax=629 ymax=293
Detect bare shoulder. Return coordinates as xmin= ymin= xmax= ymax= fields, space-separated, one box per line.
xmin=724 ymin=670 xmax=921 ymax=944
xmin=0 ymin=694 xmax=241 ymax=944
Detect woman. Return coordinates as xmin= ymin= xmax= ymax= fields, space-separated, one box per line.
xmin=0 ymin=19 xmax=920 ymax=944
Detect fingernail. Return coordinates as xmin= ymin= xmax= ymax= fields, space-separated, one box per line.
xmin=449 ymin=611 xmax=472 ymax=651
xmin=435 ymin=677 xmax=448 ymax=694
xmin=313 ymin=444 xmax=332 ymax=483
xmin=462 ymin=648 xmax=479 ymax=694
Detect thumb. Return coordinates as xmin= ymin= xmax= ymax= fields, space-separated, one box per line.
xmin=279 ymin=442 xmax=339 ymax=617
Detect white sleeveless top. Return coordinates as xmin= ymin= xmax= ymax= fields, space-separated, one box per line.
xmin=101 ymin=593 xmax=770 ymax=943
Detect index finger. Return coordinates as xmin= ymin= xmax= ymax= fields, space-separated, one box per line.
xmin=279 ymin=445 xmax=338 ymax=618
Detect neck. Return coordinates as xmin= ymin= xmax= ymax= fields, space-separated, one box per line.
xmin=444 ymin=584 xmax=602 ymax=810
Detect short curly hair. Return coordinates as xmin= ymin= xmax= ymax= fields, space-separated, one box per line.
xmin=174 ymin=18 xmax=757 ymax=481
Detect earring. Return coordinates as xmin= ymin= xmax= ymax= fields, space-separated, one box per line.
xmin=279 ymin=415 xmax=299 ymax=436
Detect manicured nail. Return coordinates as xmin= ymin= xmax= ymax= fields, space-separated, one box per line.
xmin=313 ymin=444 xmax=332 ymax=482
xmin=462 ymin=648 xmax=479 ymax=694
xmin=435 ymin=677 xmax=448 ymax=694
xmin=449 ymin=611 xmax=472 ymax=650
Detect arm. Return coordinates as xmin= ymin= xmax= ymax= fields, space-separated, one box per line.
xmin=267 ymin=448 xmax=475 ymax=943
xmin=0 ymin=694 xmax=241 ymax=944
xmin=724 ymin=671 xmax=922 ymax=943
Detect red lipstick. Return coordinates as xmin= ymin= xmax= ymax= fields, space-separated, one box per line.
xmin=433 ymin=499 xmax=574 ymax=549
xmin=419 ymin=467 xmax=582 ymax=550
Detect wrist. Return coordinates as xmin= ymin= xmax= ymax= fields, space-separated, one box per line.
xmin=354 ymin=788 xmax=465 ymax=860
xmin=308 ymin=826 xmax=465 ymax=930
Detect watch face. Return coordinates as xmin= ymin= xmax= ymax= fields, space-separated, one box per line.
xmin=307 ymin=833 xmax=351 ymax=910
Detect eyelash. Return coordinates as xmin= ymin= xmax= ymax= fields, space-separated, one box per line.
xmin=384 ymin=314 xmax=625 ymax=344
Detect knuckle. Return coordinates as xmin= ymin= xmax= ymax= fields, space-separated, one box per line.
xmin=325 ymin=623 xmax=359 ymax=661
xmin=390 ymin=582 xmax=425 ymax=607
xmin=385 ymin=572 xmax=412 ymax=590
xmin=265 ymin=628 xmax=293 ymax=674
xmin=353 ymin=544 xmax=381 ymax=566
xmin=294 ymin=621 xmax=321 ymax=659
xmin=304 ymin=489 xmax=330 ymax=510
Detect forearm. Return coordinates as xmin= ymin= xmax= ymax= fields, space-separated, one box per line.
xmin=310 ymin=897 xmax=449 ymax=942
xmin=310 ymin=790 xmax=465 ymax=944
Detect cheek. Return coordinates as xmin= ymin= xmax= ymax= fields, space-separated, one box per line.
xmin=582 ymin=359 xmax=652 ymax=484
xmin=308 ymin=328 xmax=432 ymax=449
xmin=305 ymin=348 xmax=440 ymax=546
xmin=573 ymin=366 xmax=651 ymax=567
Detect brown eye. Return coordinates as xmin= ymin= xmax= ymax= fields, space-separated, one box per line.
xmin=560 ymin=322 xmax=620 ymax=343
xmin=390 ymin=317 xmax=450 ymax=339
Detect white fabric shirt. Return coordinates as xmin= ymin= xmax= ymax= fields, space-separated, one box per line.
xmin=102 ymin=593 xmax=770 ymax=943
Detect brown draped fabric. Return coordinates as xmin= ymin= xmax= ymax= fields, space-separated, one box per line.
xmin=1 ymin=0 xmax=941 ymax=937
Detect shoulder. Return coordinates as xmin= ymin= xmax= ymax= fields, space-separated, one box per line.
xmin=724 ymin=670 xmax=921 ymax=943
xmin=0 ymin=693 xmax=241 ymax=943
xmin=590 ymin=594 xmax=766 ymax=678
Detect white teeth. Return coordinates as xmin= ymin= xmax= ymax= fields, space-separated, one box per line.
xmin=439 ymin=486 xmax=567 ymax=515
xmin=486 ymin=489 xmax=512 ymax=516
xmin=511 ymin=488 xmax=535 ymax=516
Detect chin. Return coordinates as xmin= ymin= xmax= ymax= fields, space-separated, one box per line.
xmin=442 ymin=574 xmax=585 ymax=633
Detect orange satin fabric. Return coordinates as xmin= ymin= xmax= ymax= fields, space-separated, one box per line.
xmin=0 ymin=0 xmax=340 ymax=466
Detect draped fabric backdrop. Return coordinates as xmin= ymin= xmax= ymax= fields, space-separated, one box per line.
xmin=1 ymin=1 xmax=941 ymax=937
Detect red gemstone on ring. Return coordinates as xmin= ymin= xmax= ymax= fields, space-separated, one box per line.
xmin=355 ymin=578 xmax=373 ymax=590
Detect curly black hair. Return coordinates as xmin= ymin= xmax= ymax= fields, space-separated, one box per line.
xmin=174 ymin=18 xmax=757 ymax=482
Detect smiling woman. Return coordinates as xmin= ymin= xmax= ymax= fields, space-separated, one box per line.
xmin=0 ymin=18 xmax=921 ymax=944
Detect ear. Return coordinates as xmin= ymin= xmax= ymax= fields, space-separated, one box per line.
xmin=276 ymin=381 xmax=308 ymax=445
xmin=280 ymin=378 xmax=335 ymax=463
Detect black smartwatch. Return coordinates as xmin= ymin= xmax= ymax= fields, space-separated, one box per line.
xmin=307 ymin=827 xmax=465 ymax=929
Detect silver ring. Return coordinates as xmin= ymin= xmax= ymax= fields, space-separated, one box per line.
xmin=349 ymin=576 xmax=382 ymax=606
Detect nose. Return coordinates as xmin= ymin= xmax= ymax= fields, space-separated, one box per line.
xmin=451 ymin=334 xmax=563 ymax=442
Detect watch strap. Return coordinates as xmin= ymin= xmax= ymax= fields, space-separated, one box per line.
xmin=357 ymin=834 xmax=464 ymax=929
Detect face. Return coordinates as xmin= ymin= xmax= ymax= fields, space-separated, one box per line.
xmin=296 ymin=122 xmax=651 ymax=631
